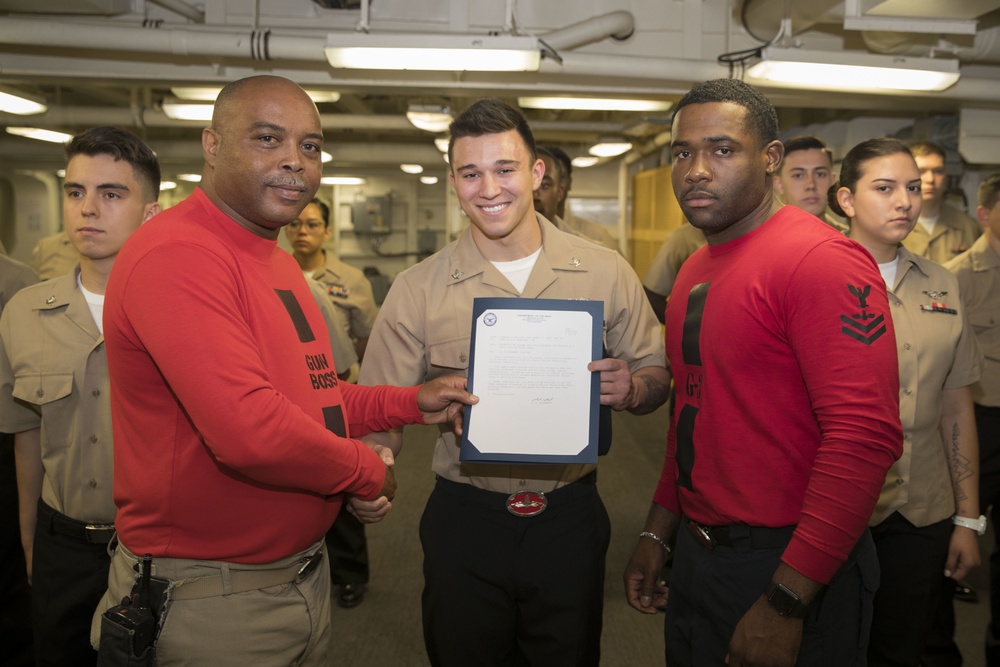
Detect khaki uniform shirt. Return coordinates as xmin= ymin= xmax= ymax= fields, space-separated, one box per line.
xmin=823 ymin=211 xmax=850 ymax=235
xmin=0 ymin=268 xmax=114 ymax=522
xmin=642 ymin=223 xmax=707 ymax=297
xmin=307 ymin=278 xmax=358 ymax=376
xmin=559 ymin=209 xmax=618 ymax=251
xmin=945 ymin=234 xmax=1000 ymax=407
xmin=902 ymin=204 xmax=983 ymax=265
xmin=310 ymin=252 xmax=378 ymax=343
xmin=359 ymin=214 xmax=666 ymax=494
xmin=31 ymin=231 xmax=78 ymax=281
xmin=0 ymin=254 xmax=38 ymax=312
xmin=872 ymin=248 xmax=982 ymax=527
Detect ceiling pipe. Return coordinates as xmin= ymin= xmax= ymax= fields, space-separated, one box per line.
xmin=862 ymin=28 xmax=1000 ymax=64
xmin=148 ymin=0 xmax=205 ymax=24
xmin=540 ymin=11 xmax=635 ymax=51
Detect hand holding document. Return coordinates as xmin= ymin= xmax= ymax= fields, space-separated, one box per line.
xmin=460 ymin=298 xmax=602 ymax=464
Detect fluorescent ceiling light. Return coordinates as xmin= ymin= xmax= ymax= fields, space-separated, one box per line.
xmin=571 ymin=156 xmax=600 ymax=168
xmin=747 ymin=48 xmax=960 ymax=92
xmin=325 ymin=33 xmax=541 ymax=72
xmin=177 ymin=173 xmax=202 ymax=182
xmin=321 ymin=176 xmax=366 ymax=185
xmin=589 ymin=141 xmax=632 ymax=158
xmin=171 ymin=87 xmax=341 ymax=103
xmin=161 ymin=100 xmax=214 ymax=121
xmin=322 ymin=151 xmax=333 ymax=163
xmin=420 ymin=176 xmax=439 ymax=185
xmin=407 ymin=106 xmax=453 ymax=133
xmin=519 ymin=97 xmax=672 ymax=112
xmin=6 ymin=127 xmax=73 ymax=144
xmin=400 ymin=164 xmax=424 ymax=174
xmin=0 ymin=89 xmax=46 ymax=115
xmin=434 ymin=137 xmax=450 ymax=153
xmin=160 ymin=181 xmax=177 ymax=191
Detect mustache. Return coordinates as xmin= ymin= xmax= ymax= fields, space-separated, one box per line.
xmin=265 ymin=176 xmax=308 ymax=189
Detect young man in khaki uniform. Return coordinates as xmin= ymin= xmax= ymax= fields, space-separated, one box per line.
xmin=935 ymin=173 xmax=1000 ymax=665
xmin=903 ymin=141 xmax=982 ymax=264
xmin=533 ymin=147 xmax=618 ymax=251
xmin=772 ymin=135 xmax=849 ymax=234
xmin=358 ymin=98 xmax=670 ymax=667
xmin=0 ymin=126 xmax=161 ymax=667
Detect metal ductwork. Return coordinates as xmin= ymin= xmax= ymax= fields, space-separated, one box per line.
xmin=540 ymin=11 xmax=634 ymax=52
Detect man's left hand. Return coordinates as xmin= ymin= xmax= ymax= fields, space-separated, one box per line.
xmin=726 ymin=597 xmax=803 ymax=667
xmin=417 ymin=376 xmax=478 ymax=434
xmin=588 ymin=357 xmax=633 ymax=411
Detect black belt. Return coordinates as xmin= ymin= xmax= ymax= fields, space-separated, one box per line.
xmin=436 ymin=470 xmax=597 ymax=517
xmin=37 ymin=499 xmax=115 ymax=545
xmin=687 ymin=520 xmax=795 ymax=551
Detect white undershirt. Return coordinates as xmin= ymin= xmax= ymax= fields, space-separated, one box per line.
xmin=878 ymin=256 xmax=900 ymax=292
xmin=78 ymin=273 xmax=105 ymax=334
xmin=490 ymin=247 xmax=542 ymax=294
xmin=917 ymin=212 xmax=939 ymax=236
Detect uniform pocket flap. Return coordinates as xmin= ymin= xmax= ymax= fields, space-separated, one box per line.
xmin=12 ymin=372 xmax=74 ymax=406
xmin=427 ymin=337 xmax=471 ymax=372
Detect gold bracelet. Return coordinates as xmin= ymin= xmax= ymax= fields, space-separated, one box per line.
xmin=639 ymin=531 xmax=671 ymax=554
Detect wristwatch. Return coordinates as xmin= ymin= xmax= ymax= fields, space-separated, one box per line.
xmin=765 ymin=582 xmax=811 ymax=619
xmin=952 ymin=514 xmax=988 ymax=536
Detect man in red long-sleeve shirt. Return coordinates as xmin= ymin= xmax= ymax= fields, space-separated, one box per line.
xmin=623 ymin=79 xmax=903 ymax=666
xmin=92 ymin=75 xmax=475 ymax=666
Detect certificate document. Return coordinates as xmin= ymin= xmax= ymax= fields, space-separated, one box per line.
xmin=460 ymin=297 xmax=603 ymax=464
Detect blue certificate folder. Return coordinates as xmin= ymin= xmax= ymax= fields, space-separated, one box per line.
xmin=459 ymin=297 xmax=603 ymax=465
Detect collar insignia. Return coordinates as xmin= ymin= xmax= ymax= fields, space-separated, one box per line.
xmin=569 ymin=257 xmax=581 ymax=268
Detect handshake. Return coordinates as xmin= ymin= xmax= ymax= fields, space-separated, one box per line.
xmin=347 ymin=375 xmax=477 ymax=524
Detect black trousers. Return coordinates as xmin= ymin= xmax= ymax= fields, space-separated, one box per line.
xmin=419 ymin=476 xmax=610 ymax=667
xmin=665 ymin=520 xmax=878 ymax=666
xmin=32 ymin=500 xmax=112 ymax=667
xmin=869 ymin=512 xmax=953 ymax=667
xmin=0 ymin=433 xmax=34 ymax=666
xmin=325 ymin=509 xmax=368 ymax=586
xmin=922 ymin=402 xmax=1000 ymax=667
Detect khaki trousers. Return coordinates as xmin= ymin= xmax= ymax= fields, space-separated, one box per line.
xmin=92 ymin=539 xmax=330 ymax=667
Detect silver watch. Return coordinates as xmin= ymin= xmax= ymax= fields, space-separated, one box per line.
xmin=952 ymin=514 xmax=988 ymax=536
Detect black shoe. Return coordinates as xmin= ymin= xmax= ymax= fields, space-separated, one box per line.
xmin=337 ymin=583 xmax=367 ymax=609
xmin=954 ymin=580 xmax=978 ymax=603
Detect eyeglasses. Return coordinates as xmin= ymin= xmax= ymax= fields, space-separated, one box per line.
xmin=288 ymin=220 xmax=326 ymax=233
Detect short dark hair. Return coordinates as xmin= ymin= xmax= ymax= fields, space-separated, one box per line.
xmin=979 ymin=173 xmax=1000 ymax=211
xmin=448 ymin=98 xmax=536 ymax=165
xmin=65 ymin=126 xmax=160 ymax=201
xmin=908 ymin=140 xmax=946 ymax=161
xmin=536 ymin=146 xmax=563 ymax=183
xmin=544 ymin=146 xmax=573 ymax=183
xmin=304 ymin=198 xmax=330 ymax=228
xmin=674 ymin=79 xmax=778 ymax=148
xmin=827 ymin=138 xmax=913 ymax=218
xmin=778 ymin=136 xmax=833 ymax=173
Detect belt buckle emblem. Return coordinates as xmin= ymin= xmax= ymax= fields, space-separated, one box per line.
xmin=506 ymin=491 xmax=547 ymax=517
xmin=687 ymin=522 xmax=714 ymax=550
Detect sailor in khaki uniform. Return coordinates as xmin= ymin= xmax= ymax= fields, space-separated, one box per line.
xmin=0 ymin=127 xmax=161 ymax=667
xmin=533 ymin=147 xmax=618 ymax=251
xmin=945 ymin=172 xmax=1000 ymax=663
xmin=286 ymin=198 xmax=378 ymax=608
xmin=0 ymin=253 xmax=38 ymax=665
xmin=904 ymin=141 xmax=982 ymax=264
xmin=359 ymin=99 xmax=670 ymax=667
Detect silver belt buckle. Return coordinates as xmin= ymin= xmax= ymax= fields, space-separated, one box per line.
xmin=295 ymin=550 xmax=324 ymax=583
xmin=506 ymin=491 xmax=547 ymax=517
xmin=687 ymin=521 xmax=715 ymax=550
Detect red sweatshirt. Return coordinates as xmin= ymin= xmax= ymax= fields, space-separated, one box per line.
xmin=655 ymin=207 xmax=903 ymax=583
xmin=106 ymin=189 xmax=422 ymax=563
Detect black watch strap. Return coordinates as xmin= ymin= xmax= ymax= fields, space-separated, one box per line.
xmin=765 ymin=582 xmax=811 ymax=619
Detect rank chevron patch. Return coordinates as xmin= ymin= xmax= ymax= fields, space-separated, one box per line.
xmin=840 ymin=313 xmax=887 ymax=345
xmin=841 ymin=284 xmax=887 ymax=345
